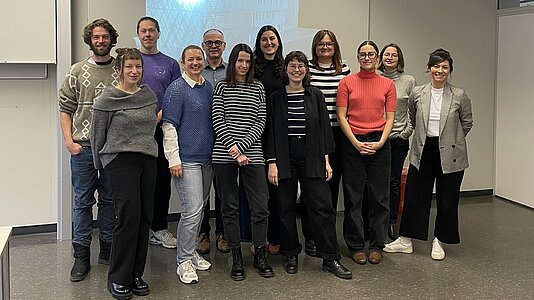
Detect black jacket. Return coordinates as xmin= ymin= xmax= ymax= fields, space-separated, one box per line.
xmin=264 ymin=86 xmax=335 ymax=180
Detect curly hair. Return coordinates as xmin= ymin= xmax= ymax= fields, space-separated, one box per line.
xmin=83 ymin=18 xmax=119 ymax=48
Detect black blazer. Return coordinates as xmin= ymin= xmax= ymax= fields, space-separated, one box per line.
xmin=264 ymin=86 xmax=335 ymax=180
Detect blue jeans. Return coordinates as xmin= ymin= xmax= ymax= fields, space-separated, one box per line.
xmin=71 ymin=146 xmax=115 ymax=246
xmin=174 ymin=161 xmax=213 ymax=264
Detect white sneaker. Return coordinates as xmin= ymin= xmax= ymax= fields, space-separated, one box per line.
xmin=431 ymin=238 xmax=445 ymax=260
xmin=150 ymin=229 xmax=177 ymax=249
xmin=177 ymin=260 xmax=198 ymax=284
xmin=384 ymin=237 xmax=413 ymax=254
xmin=192 ymin=251 xmax=211 ymax=271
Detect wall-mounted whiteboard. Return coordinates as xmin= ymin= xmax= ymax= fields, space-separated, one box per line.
xmin=496 ymin=10 xmax=534 ymax=208
xmin=0 ymin=0 xmax=56 ymax=64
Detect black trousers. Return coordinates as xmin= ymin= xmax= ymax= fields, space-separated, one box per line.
xmin=341 ymin=132 xmax=390 ymax=252
xmin=151 ymin=125 xmax=172 ymax=231
xmin=267 ymin=172 xmax=283 ymax=245
xmin=399 ymin=137 xmax=464 ymax=244
xmin=213 ymin=163 xmax=269 ymax=248
xmin=276 ymin=136 xmax=341 ymax=260
xmin=300 ymin=126 xmax=345 ymax=241
xmin=105 ymin=153 xmax=156 ymax=285
xmin=389 ymin=137 xmax=410 ymax=224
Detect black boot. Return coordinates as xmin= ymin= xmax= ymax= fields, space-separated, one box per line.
xmin=253 ymin=245 xmax=274 ymax=278
xmin=70 ymin=243 xmax=91 ymax=282
xmin=99 ymin=237 xmax=111 ymax=265
xmin=322 ymin=259 xmax=352 ymax=280
xmin=231 ymin=248 xmax=245 ymax=281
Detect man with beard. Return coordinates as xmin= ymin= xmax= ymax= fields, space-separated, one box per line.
xmin=59 ymin=18 xmax=119 ymax=282
xmin=136 ymin=16 xmax=181 ymax=249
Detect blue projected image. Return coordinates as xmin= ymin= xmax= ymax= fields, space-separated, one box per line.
xmin=144 ymin=0 xmax=317 ymax=61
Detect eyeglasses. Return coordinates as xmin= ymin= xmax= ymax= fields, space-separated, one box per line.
xmin=317 ymin=42 xmax=335 ymax=48
xmin=203 ymin=40 xmax=225 ymax=48
xmin=358 ymin=52 xmax=377 ymax=59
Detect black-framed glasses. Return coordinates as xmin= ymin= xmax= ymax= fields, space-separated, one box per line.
xmin=203 ymin=40 xmax=225 ymax=48
xmin=358 ymin=52 xmax=377 ymax=59
xmin=317 ymin=42 xmax=335 ymax=48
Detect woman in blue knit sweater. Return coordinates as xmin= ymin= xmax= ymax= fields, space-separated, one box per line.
xmin=161 ymin=45 xmax=214 ymax=284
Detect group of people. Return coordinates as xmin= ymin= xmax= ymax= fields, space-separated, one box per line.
xmin=59 ymin=16 xmax=473 ymax=300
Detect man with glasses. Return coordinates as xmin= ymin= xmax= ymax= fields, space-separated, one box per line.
xmin=137 ymin=16 xmax=181 ymax=249
xmin=196 ymin=28 xmax=229 ymax=254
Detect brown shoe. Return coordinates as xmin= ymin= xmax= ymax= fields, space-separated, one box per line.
xmin=352 ymin=251 xmax=367 ymax=265
xmin=216 ymin=234 xmax=229 ymax=253
xmin=268 ymin=243 xmax=280 ymax=255
xmin=196 ymin=233 xmax=210 ymax=254
xmin=368 ymin=250 xmax=382 ymax=264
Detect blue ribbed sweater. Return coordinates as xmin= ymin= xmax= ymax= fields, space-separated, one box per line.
xmin=162 ymin=77 xmax=214 ymax=162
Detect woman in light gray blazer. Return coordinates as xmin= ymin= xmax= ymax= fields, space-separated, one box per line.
xmin=384 ymin=48 xmax=473 ymax=261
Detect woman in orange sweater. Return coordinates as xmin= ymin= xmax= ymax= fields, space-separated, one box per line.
xmin=337 ymin=40 xmax=396 ymax=265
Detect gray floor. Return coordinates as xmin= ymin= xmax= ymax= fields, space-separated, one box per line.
xmin=8 ymin=196 xmax=534 ymax=300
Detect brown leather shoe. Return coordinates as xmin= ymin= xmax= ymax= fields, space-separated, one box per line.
xmin=368 ymin=250 xmax=382 ymax=264
xmin=196 ymin=233 xmax=210 ymax=254
xmin=216 ymin=234 xmax=229 ymax=253
xmin=352 ymin=251 xmax=367 ymax=265
xmin=268 ymin=243 xmax=280 ymax=255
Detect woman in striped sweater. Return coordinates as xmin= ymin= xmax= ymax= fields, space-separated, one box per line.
xmin=212 ymin=43 xmax=273 ymax=281
xmin=301 ymin=29 xmax=351 ymax=257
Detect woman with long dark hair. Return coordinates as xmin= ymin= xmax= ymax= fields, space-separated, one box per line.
xmin=212 ymin=43 xmax=273 ymax=281
xmin=252 ymin=25 xmax=286 ymax=255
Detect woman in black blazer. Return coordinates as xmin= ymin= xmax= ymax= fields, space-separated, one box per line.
xmin=264 ymin=51 xmax=351 ymax=279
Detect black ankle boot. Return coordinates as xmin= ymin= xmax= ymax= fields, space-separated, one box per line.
xmin=70 ymin=243 xmax=91 ymax=282
xmin=99 ymin=237 xmax=111 ymax=265
xmin=231 ymin=248 xmax=245 ymax=281
xmin=253 ymin=245 xmax=274 ymax=278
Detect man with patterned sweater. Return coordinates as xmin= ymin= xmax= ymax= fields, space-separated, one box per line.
xmin=58 ymin=18 xmax=119 ymax=282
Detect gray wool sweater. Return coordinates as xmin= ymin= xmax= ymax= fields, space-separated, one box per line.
xmin=381 ymin=70 xmax=416 ymax=139
xmin=91 ymin=85 xmax=158 ymax=169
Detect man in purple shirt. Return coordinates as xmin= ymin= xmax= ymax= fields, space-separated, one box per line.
xmin=137 ymin=16 xmax=181 ymax=249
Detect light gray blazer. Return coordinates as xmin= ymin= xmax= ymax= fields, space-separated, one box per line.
xmin=408 ymin=82 xmax=473 ymax=174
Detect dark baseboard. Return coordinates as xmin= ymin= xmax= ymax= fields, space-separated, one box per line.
xmin=12 ymin=223 xmax=57 ymax=236
xmin=460 ymin=189 xmax=493 ymax=198
xmin=9 ymin=189 xmax=495 ymax=236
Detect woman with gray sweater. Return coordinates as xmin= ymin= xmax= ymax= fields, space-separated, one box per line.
xmin=378 ymin=43 xmax=416 ymax=240
xmin=91 ymin=48 xmax=157 ymax=300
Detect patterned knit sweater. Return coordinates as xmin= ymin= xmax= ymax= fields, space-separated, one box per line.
xmin=58 ymin=58 xmax=119 ymax=145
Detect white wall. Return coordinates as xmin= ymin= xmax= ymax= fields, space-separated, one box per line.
xmin=0 ymin=0 xmax=498 ymax=229
xmin=369 ymin=0 xmax=496 ymax=191
xmin=495 ymin=8 xmax=534 ymax=208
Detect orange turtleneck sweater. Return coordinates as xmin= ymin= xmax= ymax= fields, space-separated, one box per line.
xmin=337 ymin=68 xmax=397 ymax=134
